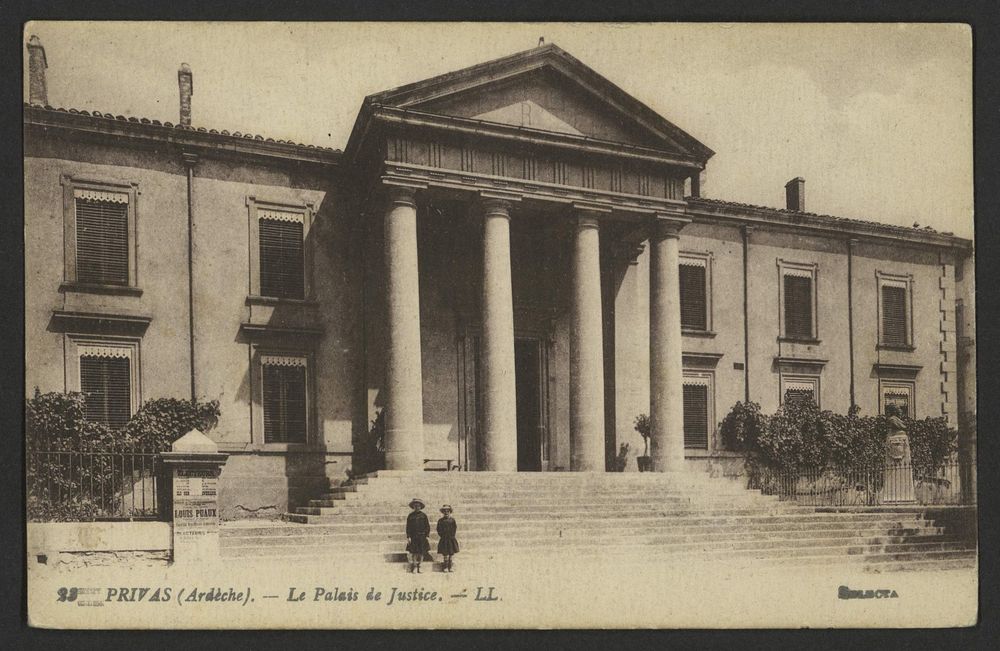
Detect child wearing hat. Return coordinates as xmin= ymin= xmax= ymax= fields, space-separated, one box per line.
xmin=436 ymin=505 xmax=460 ymax=572
xmin=405 ymin=498 xmax=430 ymax=573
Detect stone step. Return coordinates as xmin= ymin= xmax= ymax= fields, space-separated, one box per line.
xmin=236 ymin=510 xmax=929 ymax=536
xmin=221 ymin=531 xmax=968 ymax=556
xmin=284 ymin=505 xmax=804 ymax=522
xmin=220 ymin=537 xmax=975 ymax=564
xmin=278 ymin=510 xmax=934 ymax=529
xmin=222 ymin=526 xmax=951 ymax=551
xmin=315 ymin=489 xmax=764 ymax=500
xmin=294 ymin=500 xmax=790 ymax=516
xmin=224 ymin=521 xmax=944 ymax=547
xmin=220 ymin=523 xmax=962 ymax=545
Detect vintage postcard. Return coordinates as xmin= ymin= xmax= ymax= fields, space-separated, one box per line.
xmin=23 ymin=22 xmax=976 ymax=629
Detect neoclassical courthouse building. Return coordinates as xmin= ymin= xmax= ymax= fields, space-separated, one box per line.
xmin=24 ymin=38 xmax=976 ymax=517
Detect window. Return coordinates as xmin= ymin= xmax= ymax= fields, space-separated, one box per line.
xmin=682 ymin=370 xmax=714 ymax=450
xmin=778 ymin=261 xmax=818 ymax=341
xmin=248 ymin=198 xmax=313 ymax=301
xmin=881 ymin=381 xmax=915 ymax=419
xmin=261 ymin=355 xmax=308 ymax=444
xmin=76 ymin=192 xmax=129 ymax=285
xmin=259 ymin=214 xmax=304 ymax=299
xmin=679 ymin=253 xmax=712 ymax=332
xmin=877 ymin=272 xmax=913 ymax=348
xmin=683 ymin=385 xmax=709 ymax=448
xmin=61 ymin=177 xmax=139 ymax=290
xmin=781 ymin=375 xmax=820 ymax=407
xmin=74 ymin=342 xmax=138 ymax=428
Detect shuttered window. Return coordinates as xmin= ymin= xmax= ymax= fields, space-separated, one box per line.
xmin=262 ymin=358 xmax=307 ymax=444
xmin=679 ymin=263 xmax=707 ymax=330
xmin=76 ymin=197 xmax=129 ymax=285
xmin=683 ymin=383 xmax=709 ymax=449
xmin=783 ymin=274 xmax=813 ymax=339
xmin=80 ymin=355 xmax=132 ymax=428
xmin=782 ymin=378 xmax=818 ymax=407
xmin=259 ymin=217 xmax=304 ymax=299
xmin=881 ymin=284 xmax=908 ymax=346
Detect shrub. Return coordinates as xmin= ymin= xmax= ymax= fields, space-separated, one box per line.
xmin=25 ymin=390 xmax=221 ymax=521
xmin=720 ymin=399 xmax=957 ymax=473
xmin=634 ymin=413 xmax=651 ymax=456
xmin=718 ymin=401 xmax=767 ymax=452
xmin=121 ymin=397 xmax=220 ymax=450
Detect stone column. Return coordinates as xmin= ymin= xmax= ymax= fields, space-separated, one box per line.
xmin=383 ymin=185 xmax=425 ymax=470
xmin=479 ymin=196 xmax=519 ymax=471
xmin=649 ymin=214 xmax=690 ymax=472
xmin=570 ymin=209 xmax=607 ymax=471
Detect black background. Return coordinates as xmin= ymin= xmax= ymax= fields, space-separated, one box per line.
xmin=2 ymin=2 xmax=997 ymax=648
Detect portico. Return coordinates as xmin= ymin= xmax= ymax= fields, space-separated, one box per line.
xmin=348 ymin=46 xmax=712 ymax=473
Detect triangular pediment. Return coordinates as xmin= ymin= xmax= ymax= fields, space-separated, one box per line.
xmin=365 ymin=44 xmax=713 ymax=162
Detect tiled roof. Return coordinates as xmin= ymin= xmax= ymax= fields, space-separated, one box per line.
xmin=24 ymin=102 xmax=341 ymax=154
xmin=687 ymin=196 xmax=969 ymax=245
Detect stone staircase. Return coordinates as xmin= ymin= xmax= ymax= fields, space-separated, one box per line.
xmin=219 ymin=471 xmax=977 ymax=572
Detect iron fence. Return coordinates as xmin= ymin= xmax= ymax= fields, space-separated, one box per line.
xmin=745 ymin=461 xmax=975 ymax=507
xmin=26 ymin=443 xmax=163 ymax=521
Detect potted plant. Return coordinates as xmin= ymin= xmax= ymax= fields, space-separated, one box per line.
xmin=634 ymin=414 xmax=653 ymax=472
xmin=612 ymin=442 xmax=630 ymax=472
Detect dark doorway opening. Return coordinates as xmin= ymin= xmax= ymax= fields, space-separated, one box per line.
xmin=515 ymin=337 xmax=543 ymax=471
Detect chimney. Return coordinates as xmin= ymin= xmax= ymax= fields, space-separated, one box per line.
xmin=785 ymin=177 xmax=805 ymax=211
xmin=27 ymin=35 xmax=48 ymax=106
xmin=178 ymin=63 xmax=193 ymax=126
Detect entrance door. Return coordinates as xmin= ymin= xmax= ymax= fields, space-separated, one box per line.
xmin=515 ymin=337 xmax=543 ymax=471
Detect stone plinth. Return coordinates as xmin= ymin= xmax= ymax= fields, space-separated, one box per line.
xmin=161 ymin=429 xmax=229 ymax=563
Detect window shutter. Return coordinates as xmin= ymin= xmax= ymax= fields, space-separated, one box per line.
xmin=682 ymin=383 xmax=709 ymax=449
xmin=783 ymin=275 xmax=813 ymax=339
xmin=263 ymin=363 xmax=307 ymax=443
xmin=679 ymin=264 xmax=707 ymax=330
xmin=882 ymin=285 xmax=908 ymax=346
xmin=259 ymin=217 xmax=304 ymax=299
xmin=784 ymin=387 xmax=815 ymax=406
xmin=80 ymin=355 xmax=132 ymax=428
xmin=76 ymin=198 xmax=129 ymax=285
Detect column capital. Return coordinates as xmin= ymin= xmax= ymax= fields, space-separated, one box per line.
xmin=382 ymin=181 xmax=424 ymax=208
xmin=651 ymin=213 xmax=691 ymax=240
xmin=479 ymin=191 xmax=520 ymax=218
xmin=611 ymin=241 xmax=646 ymax=266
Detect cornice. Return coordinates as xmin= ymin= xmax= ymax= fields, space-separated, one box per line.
xmin=24 ymin=105 xmax=342 ymax=167
xmin=686 ymin=197 xmax=971 ymax=251
xmin=368 ymin=106 xmax=705 ymax=171
xmin=382 ymin=161 xmax=688 ymax=217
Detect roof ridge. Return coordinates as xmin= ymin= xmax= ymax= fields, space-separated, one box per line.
xmin=687 ymin=196 xmax=964 ymax=240
xmin=23 ymin=102 xmax=341 ymax=153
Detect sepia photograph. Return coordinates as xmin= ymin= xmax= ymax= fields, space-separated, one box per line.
xmin=22 ymin=21 xmax=976 ymax=629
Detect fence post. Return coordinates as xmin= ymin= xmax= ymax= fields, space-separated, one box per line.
xmin=160 ymin=429 xmax=228 ymax=563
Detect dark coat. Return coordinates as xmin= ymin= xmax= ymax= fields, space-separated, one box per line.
xmin=436 ymin=516 xmax=459 ymax=555
xmin=405 ymin=510 xmax=430 ymax=554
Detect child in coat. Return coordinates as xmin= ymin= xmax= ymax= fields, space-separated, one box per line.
xmin=436 ymin=504 xmax=460 ymax=572
xmin=405 ymin=498 xmax=430 ymax=573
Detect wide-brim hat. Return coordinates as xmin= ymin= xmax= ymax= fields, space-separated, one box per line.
xmin=408 ymin=498 xmax=425 ymax=509
xmin=440 ymin=504 xmax=453 ymax=513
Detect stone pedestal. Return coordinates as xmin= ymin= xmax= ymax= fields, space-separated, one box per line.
xmin=161 ymin=429 xmax=228 ymax=563
xmin=883 ymin=432 xmax=916 ymax=504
